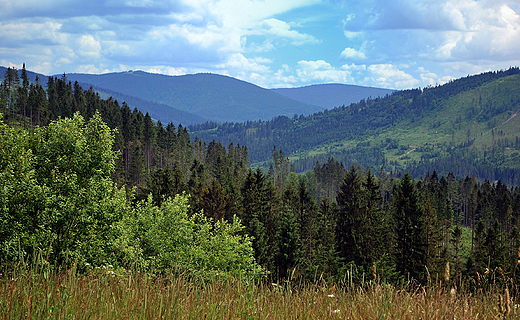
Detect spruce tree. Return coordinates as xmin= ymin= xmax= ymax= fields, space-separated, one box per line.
xmin=392 ymin=172 xmax=427 ymax=283
xmin=335 ymin=165 xmax=363 ymax=267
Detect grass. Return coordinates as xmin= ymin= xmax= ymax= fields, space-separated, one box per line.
xmin=2 ymin=264 xmax=519 ymax=319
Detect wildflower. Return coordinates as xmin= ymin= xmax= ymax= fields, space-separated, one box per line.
xmin=328 ymin=294 xmax=335 ymax=298
xmin=85 ymin=263 xmax=90 ymax=266
xmin=333 ymin=310 xmax=340 ymax=313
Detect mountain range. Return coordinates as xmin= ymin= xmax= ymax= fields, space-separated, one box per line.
xmin=271 ymin=84 xmax=394 ymax=109
xmin=1 ymin=66 xmax=394 ymax=125
xmin=63 ymin=71 xmax=325 ymax=124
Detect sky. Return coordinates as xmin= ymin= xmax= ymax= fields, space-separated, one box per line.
xmin=1 ymin=0 xmax=520 ymax=90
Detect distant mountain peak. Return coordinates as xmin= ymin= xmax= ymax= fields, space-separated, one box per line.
xmin=271 ymin=83 xmax=395 ymax=109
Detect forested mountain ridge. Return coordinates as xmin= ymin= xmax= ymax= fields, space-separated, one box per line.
xmin=3 ymin=64 xmax=520 ymax=289
xmin=270 ymin=83 xmax=394 ymax=109
xmin=190 ymin=68 xmax=520 ymax=185
xmin=0 ymin=66 xmax=207 ymax=126
xmin=1 ymin=66 xmax=397 ymax=125
xmin=62 ymin=71 xmax=324 ymax=123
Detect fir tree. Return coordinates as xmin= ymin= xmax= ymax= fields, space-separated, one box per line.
xmin=392 ymin=172 xmax=427 ymax=283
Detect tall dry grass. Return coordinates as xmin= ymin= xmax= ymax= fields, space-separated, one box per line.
xmin=1 ymin=264 xmax=518 ymax=319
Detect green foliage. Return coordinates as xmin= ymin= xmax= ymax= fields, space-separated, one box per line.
xmin=0 ymin=112 xmax=126 ymax=268
xmin=392 ymin=172 xmax=427 ymax=283
xmin=114 ymin=193 xmax=265 ymax=279
xmin=0 ymin=115 xmax=44 ymax=263
xmin=1 ymin=111 xmax=263 ymax=280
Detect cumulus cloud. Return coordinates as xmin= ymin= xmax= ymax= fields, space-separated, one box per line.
xmin=1 ymin=0 xmax=519 ymax=91
xmin=253 ymin=18 xmax=320 ymax=46
xmin=365 ymin=64 xmax=419 ymax=89
xmin=296 ymin=60 xmax=354 ymax=83
xmin=446 ymin=4 xmax=520 ymax=61
xmin=343 ymin=0 xmax=520 ymax=63
xmin=340 ymin=47 xmax=366 ymax=60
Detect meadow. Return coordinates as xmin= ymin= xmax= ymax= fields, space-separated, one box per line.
xmin=1 ymin=262 xmax=518 ymax=320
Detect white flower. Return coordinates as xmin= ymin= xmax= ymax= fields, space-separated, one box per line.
xmin=328 ymin=294 xmax=335 ymax=298
xmin=333 ymin=309 xmax=340 ymax=313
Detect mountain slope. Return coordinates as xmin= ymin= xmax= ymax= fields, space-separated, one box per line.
xmin=0 ymin=66 xmax=49 ymax=84
xmin=270 ymin=84 xmax=394 ymax=109
xmin=63 ymin=71 xmax=324 ymax=123
xmin=1 ymin=66 xmax=206 ymax=125
xmin=89 ymin=85 xmax=208 ymax=126
xmin=190 ymin=68 xmax=520 ymax=184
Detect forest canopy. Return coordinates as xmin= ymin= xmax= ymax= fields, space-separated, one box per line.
xmin=2 ymin=65 xmax=520 ymax=288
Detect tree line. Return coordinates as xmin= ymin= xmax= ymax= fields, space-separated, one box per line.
xmin=189 ymin=67 xmax=520 ymax=183
xmin=2 ymin=66 xmax=520 ymax=289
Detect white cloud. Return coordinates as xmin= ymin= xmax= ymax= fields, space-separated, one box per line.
xmin=417 ymin=67 xmax=439 ymax=86
xmin=1 ymin=0 xmax=519 ymax=92
xmin=446 ymin=3 xmax=520 ymax=61
xmin=296 ymin=60 xmax=354 ymax=83
xmin=145 ymin=66 xmax=188 ymax=76
xmin=343 ymin=30 xmax=362 ymax=39
xmin=211 ymin=0 xmax=320 ymax=29
xmin=0 ymin=20 xmax=65 ymax=43
xmin=341 ymin=63 xmax=367 ymax=71
xmin=340 ymin=47 xmax=366 ymax=60
xmin=253 ymin=18 xmax=320 ymax=45
xmin=78 ymin=35 xmax=101 ymax=58
xmin=366 ymin=64 xmax=419 ymax=89
xmin=222 ymin=53 xmax=271 ymax=73
xmin=247 ymin=40 xmax=275 ymax=52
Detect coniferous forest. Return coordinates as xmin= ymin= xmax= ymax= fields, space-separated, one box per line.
xmin=2 ymin=65 xmax=520 ymax=318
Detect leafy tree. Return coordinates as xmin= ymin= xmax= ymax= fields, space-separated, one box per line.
xmin=31 ymin=112 xmax=122 ymax=265
xmin=114 ymin=193 xmax=264 ymax=278
xmin=0 ymin=115 xmax=43 ymax=264
xmin=1 ymin=112 xmax=126 ymax=267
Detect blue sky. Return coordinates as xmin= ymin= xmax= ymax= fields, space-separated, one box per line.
xmin=1 ymin=0 xmax=520 ymax=89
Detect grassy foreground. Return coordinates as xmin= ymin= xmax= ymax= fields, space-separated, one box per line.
xmin=1 ymin=266 xmax=518 ymax=319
